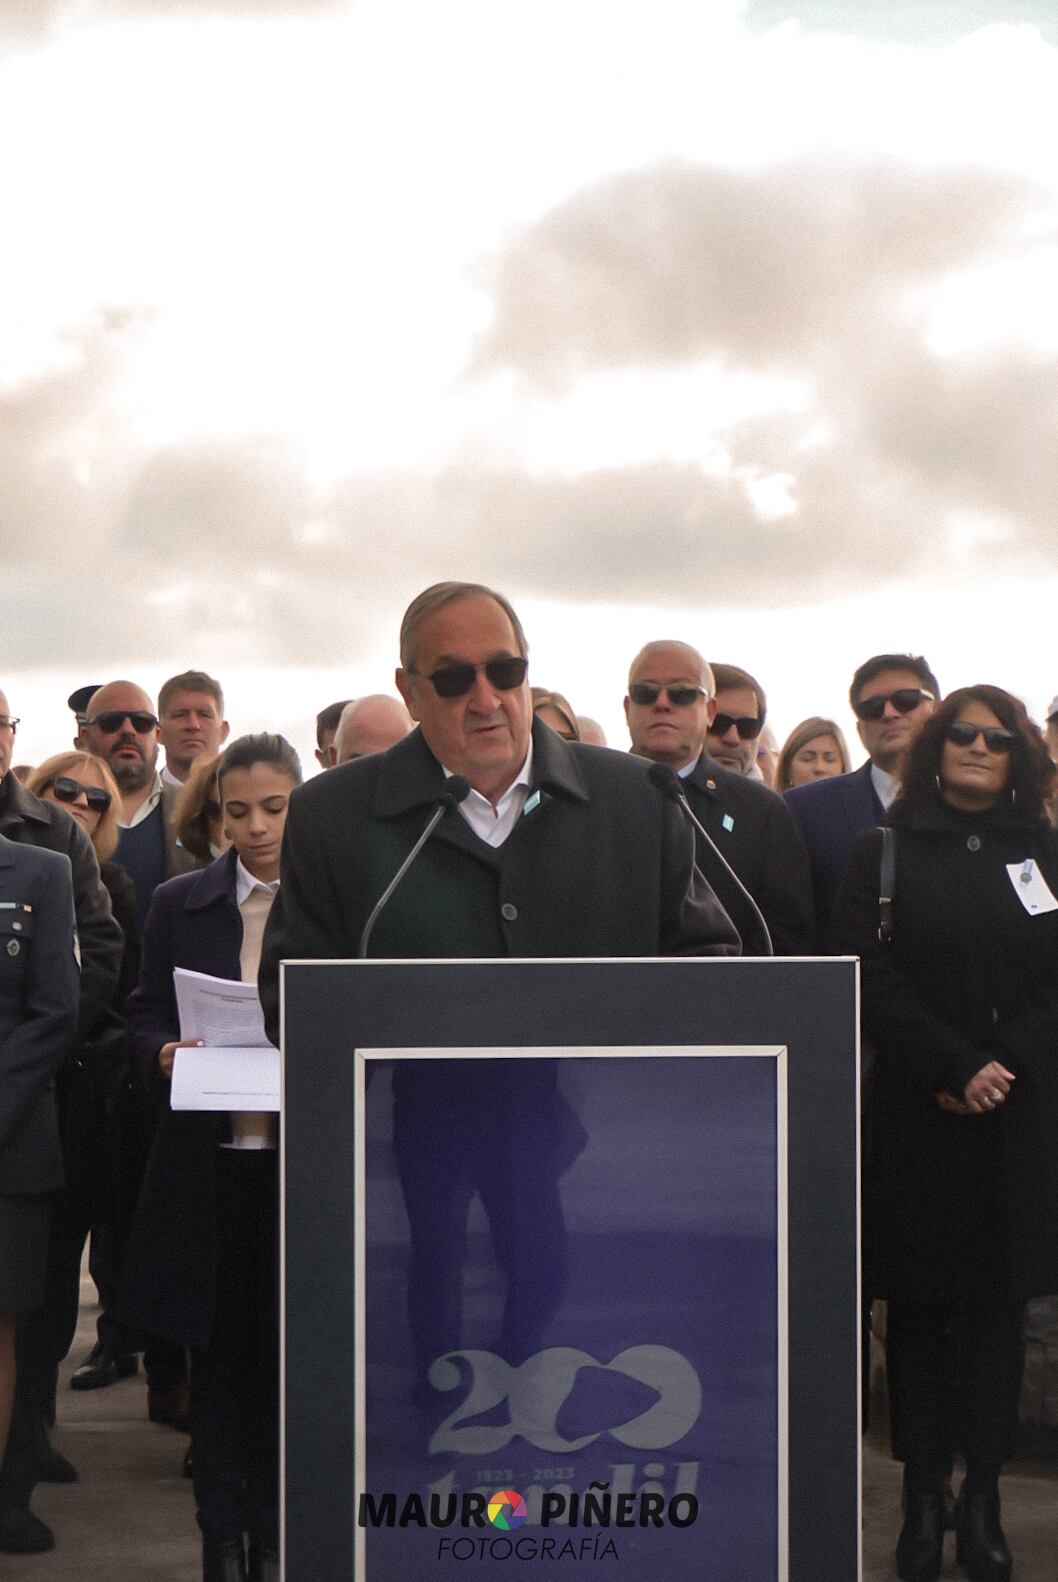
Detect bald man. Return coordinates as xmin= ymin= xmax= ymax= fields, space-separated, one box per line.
xmin=331 ymin=695 xmax=412 ymax=766
xmin=624 ymin=640 xmax=814 ymax=955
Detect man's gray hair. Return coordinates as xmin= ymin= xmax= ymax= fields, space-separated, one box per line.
xmin=627 ymin=641 xmax=714 ymax=697
xmin=399 ymin=582 xmax=529 ymax=670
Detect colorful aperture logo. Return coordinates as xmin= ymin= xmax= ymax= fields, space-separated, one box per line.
xmin=487 ymin=1489 xmax=527 ymax=1530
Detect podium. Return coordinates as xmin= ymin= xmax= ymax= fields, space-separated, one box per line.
xmin=280 ymin=957 xmax=859 ymax=1581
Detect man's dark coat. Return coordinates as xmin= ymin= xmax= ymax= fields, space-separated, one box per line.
xmin=259 ymin=721 xmax=739 ymax=1044
xmin=682 ymin=752 xmax=814 ymax=955
xmin=0 ymin=773 xmax=123 ymax=1037
xmin=0 ymin=837 xmax=79 ymax=1196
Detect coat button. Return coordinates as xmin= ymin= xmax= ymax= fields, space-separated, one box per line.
xmin=7 ymin=939 xmax=20 ymax=956
xmin=500 ymin=902 xmax=518 ymax=922
xmin=967 ymin=835 xmax=982 ymax=852
xmin=12 ymin=921 xmax=22 ymax=931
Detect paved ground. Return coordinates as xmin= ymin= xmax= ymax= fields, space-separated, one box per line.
xmin=7 ymin=1279 xmax=1057 ymax=1579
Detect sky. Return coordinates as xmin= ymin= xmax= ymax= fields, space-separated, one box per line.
xmin=3 ymin=0 xmax=1058 ymax=771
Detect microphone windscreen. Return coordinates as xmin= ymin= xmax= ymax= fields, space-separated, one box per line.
xmin=647 ymin=761 xmax=681 ymax=800
xmin=445 ymin=775 xmax=472 ymax=807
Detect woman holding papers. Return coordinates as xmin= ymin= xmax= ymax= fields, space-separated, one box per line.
xmin=119 ymin=734 xmax=301 ymax=1582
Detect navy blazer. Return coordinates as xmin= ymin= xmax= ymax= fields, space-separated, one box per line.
xmin=0 ymin=836 xmax=79 ymax=1195
xmin=119 ymin=849 xmax=245 ymax=1348
xmin=784 ymin=761 xmax=883 ymax=946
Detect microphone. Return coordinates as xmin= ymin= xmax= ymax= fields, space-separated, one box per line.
xmin=648 ymin=761 xmax=773 ymax=956
xmin=357 ymin=775 xmax=471 ymax=958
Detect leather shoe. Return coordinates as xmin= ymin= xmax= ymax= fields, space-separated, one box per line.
xmin=895 ymin=1490 xmax=945 ymax=1582
xmin=956 ymin=1486 xmax=1012 ymax=1582
xmin=0 ymin=1507 xmax=56 ymax=1554
xmin=203 ymin=1534 xmax=247 ymax=1582
xmin=149 ymin=1377 xmax=191 ymax=1432
xmin=70 ymin=1339 xmax=138 ymax=1391
xmin=248 ymin=1542 xmax=279 ymax=1582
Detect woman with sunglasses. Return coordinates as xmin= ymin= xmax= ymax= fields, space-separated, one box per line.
xmin=834 ymin=686 xmax=1058 ymax=1582
xmin=21 ymin=754 xmax=140 ymax=1476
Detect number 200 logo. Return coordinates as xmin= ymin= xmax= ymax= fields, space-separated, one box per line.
xmin=427 ymin=1345 xmax=702 ymax=1456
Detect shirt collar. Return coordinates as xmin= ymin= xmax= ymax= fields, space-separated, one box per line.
xmin=442 ymin=740 xmax=534 ymax=813
xmin=870 ymin=762 xmax=901 ymax=809
xmin=118 ymin=770 xmax=165 ymax=829
xmin=235 ymin=856 xmax=280 ymax=905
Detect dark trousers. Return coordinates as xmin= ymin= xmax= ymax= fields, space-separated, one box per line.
xmin=887 ymin=1298 xmax=1026 ymax=1473
xmin=394 ymin=1122 xmax=567 ymax=1379
xmin=190 ymin=1150 xmax=278 ymax=1546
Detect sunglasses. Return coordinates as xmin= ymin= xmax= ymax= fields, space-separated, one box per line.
xmin=409 ymin=657 xmax=529 ymax=699
xmin=712 ymin=713 xmax=763 ymax=741
xmin=52 ymin=776 xmax=112 ymax=813
xmin=628 ymin=683 xmax=707 ymax=708
xmin=855 ymin=688 xmax=934 ymax=722
xmin=86 ymin=710 xmax=159 ymax=734
xmin=945 ymin=722 xmax=1016 ymax=754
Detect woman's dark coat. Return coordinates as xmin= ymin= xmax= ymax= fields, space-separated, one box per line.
xmin=833 ymin=796 xmax=1058 ymax=1303
xmin=117 ymin=849 xmax=243 ymax=1349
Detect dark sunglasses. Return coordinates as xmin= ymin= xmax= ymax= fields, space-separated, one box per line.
xmin=409 ymin=656 xmax=529 ymax=699
xmin=52 ymin=776 xmax=112 ymax=813
xmin=628 ymin=683 xmax=707 ymax=708
xmin=712 ymin=712 xmax=763 ymax=741
xmin=855 ymin=688 xmax=933 ymax=722
xmin=946 ymin=722 xmax=1016 ymax=754
xmin=87 ymin=710 xmax=159 ymax=734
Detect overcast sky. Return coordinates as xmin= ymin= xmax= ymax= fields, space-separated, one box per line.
xmin=3 ymin=0 xmax=1058 ymax=769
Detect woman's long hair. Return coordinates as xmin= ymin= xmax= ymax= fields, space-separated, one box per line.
xmin=27 ymin=751 xmax=123 ymax=863
xmin=900 ymin=685 xmax=1053 ymax=828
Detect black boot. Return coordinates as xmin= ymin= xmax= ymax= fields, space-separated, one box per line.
xmin=202 ymin=1534 xmax=247 ymax=1582
xmin=955 ymin=1481 xmax=1012 ymax=1582
xmin=896 ymin=1468 xmax=946 ymax=1582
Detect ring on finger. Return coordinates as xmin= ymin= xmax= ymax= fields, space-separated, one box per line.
xmin=990 ymin=1088 xmax=1003 ymax=1101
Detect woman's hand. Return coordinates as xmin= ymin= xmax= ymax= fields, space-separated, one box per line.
xmin=159 ymin=1039 xmax=203 ymax=1079
xmin=962 ymin=1059 xmax=1016 ymax=1115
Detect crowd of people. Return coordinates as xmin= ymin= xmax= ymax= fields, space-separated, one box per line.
xmin=2 ymin=579 xmax=1058 ymax=1582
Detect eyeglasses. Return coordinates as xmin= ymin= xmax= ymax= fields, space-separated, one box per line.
xmin=86 ymin=710 xmax=159 ymax=734
xmin=407 ymin=657 xmax=529 ymax=699
xmin=945 ymin=722 xmax=1016 ymax=754
xmin=854 ymin=688 xmax=934 ymax=722
xmin=52 ymin=776 xmax=112 ymax=813
xmin=628 ymin=683 xmax=707 ymax=708
xmin=0 ymin=716 xmax=18 ymax=733
xmin=712 ymin=713 xmax=764 ymax=741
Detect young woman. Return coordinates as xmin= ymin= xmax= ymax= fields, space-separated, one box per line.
xmin=776 ymin=717 xmax=850 ymax=792
xmin=119 ymin=734 xmax=301 ymax=1582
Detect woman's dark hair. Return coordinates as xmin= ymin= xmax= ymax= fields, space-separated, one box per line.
xmin=901 ymin=685 xmax=1053 ymax=827
xmin=216 ymin=733 xmax=303 ymax=793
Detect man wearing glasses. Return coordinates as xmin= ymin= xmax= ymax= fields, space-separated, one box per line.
xmin=77 ymin=682 xmax=197 ymax=930
xmin=624 ymin=642 xmax=813 ymax=956
xmin=262 ymin=581 xmax=738 ymax=1038
xmin=704 ymin=664 xmax=770 ymax=780
xmin=784 ymin=653 xmax=939 ymax=946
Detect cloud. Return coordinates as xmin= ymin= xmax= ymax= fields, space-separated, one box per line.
xmin=7 ymin=148 xmax=1058 ymax=674
xmin=471 ymin=154 xmax=1046 ymax=388
xmin=0 ymin=0 xmax=344 ymax=48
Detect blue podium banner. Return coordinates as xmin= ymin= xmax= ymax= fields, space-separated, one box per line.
xmin=355 ymin=1047 xmax=784 ymax=1581
xmin=281 ymin=957 xmax=860 ymax=1582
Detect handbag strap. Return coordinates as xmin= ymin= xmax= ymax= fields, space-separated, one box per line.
xmin=878 ymin=825 xmax=895 ymax=945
